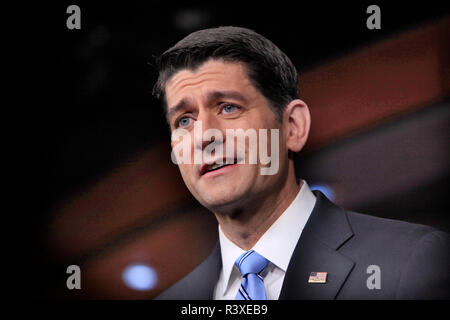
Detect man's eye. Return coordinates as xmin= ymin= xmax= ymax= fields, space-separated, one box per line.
xmin=177 ymin=117 xmax=192 ymax=128
xmin=222 ymin=104 xmax=238 ymax=114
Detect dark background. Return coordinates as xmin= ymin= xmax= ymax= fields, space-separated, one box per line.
xmin=29 ymin=1 xmax=449 ymax=299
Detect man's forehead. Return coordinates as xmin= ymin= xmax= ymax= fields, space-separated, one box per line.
xmin=165 ymin=60 xmax=251 ymax=109
xmin=165 ymin=61 xmax=250 ymax=101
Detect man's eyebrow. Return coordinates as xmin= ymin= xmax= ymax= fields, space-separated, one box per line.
xmin=206 ymin=90 xmax=248 ymax=104
xmin=166 ymin=90 xmax=248 ymax=123
xmin=166 ymin=98 xmax=190 ymax=123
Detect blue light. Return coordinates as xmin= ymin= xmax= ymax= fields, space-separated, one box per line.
xmin=122 ymin=264 xmax=158 ymax=291
xmin=310 ymin=184 xmax=336 ymax=201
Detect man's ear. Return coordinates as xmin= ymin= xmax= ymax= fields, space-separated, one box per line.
xmin=283 ymin=99 xmax=311 ymax=153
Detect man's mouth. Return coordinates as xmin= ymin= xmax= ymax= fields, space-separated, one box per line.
xmin=200 ymin=159 xmax=239 ymax=176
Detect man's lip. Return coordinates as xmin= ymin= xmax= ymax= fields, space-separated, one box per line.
xmin=199 ymin=159 xmax=238 ymax=176
xmin=200 ymin=163 xmax=239 ymax=177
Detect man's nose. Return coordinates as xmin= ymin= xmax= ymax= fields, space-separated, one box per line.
xmin=194 ymin=112 xmax=225 ymax=150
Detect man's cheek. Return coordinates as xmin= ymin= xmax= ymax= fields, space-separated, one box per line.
xmin=178 ymin=164 xmax=190 ymax=177
xmin=181 ymin=165 xmax=199 ymax=187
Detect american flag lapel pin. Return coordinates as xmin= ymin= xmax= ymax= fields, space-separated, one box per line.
xmin=308 ymin=272 xmax=327 ymax=283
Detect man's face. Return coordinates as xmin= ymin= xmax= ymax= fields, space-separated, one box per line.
xmin=165 ymin=59 xmax=290 ymax=212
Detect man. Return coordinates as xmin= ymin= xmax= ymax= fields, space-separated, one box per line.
xmin=152 ymin=26 xmax=449 ymax=299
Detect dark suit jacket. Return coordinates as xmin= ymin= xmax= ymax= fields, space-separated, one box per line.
xmin=156 ymin=191 xmax=450 ymax=299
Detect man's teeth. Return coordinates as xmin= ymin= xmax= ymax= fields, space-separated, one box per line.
xmin=208 ymin=163 xmax=227 ymax=171
xmin=204 ymin=160 xmax=238 ymax=173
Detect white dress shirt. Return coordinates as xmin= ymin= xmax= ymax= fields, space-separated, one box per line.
xmin=213 ymin=180 xmax=317 ymax=300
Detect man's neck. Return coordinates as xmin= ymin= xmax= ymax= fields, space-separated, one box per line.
xmin=214 ymin=178 xmax=302 ymax=251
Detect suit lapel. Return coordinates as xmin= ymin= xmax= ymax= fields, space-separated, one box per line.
xmin=279 ymin=191 xmax=355 ymax=300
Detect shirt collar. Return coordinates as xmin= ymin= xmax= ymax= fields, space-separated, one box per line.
xmin=217 ymin=180 xmax=317 ymax=295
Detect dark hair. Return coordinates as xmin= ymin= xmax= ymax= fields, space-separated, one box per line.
xmin=152 ymin=26 xmax=299 ymax=120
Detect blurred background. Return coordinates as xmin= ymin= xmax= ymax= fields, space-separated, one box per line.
xmin=31 ymin=1 xmax=449 ymax=299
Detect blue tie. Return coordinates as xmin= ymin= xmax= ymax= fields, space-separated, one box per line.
xmin=235 ymin=250 xmax=269 ymax=300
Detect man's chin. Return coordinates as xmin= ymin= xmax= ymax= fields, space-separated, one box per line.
xmin=197 ymin=190 xmax=245 ymax=212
